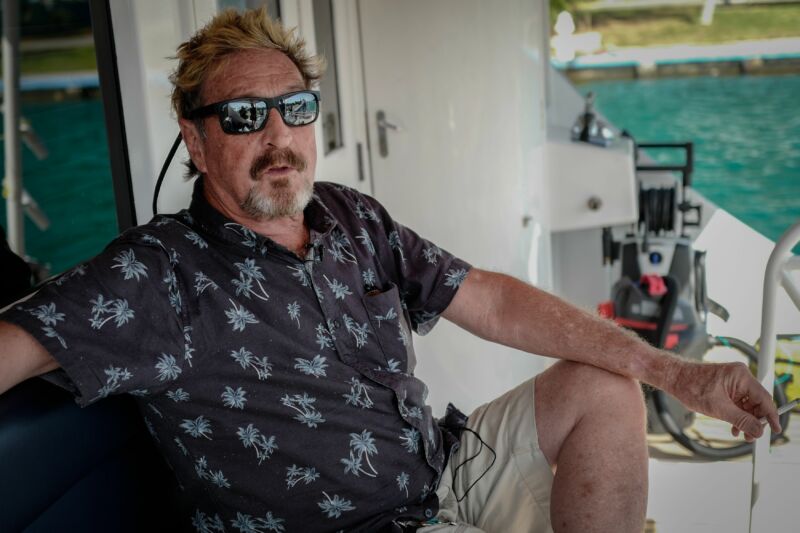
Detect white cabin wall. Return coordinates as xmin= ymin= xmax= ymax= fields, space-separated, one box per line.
xmin=110 ymin=0 xmax=219 ymax=223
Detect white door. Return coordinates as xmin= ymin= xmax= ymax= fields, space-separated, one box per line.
xmin=358 ymin=0 xmax=552 ymax=414
xmin=281 ymin=0 xmax=371 ymax=193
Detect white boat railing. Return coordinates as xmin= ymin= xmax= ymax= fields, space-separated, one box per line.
xmin=749 ymin=220 xmax=800 ymax=533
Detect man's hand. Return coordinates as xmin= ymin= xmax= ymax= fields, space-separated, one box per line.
xmin=667 ymin=359 xmax=781 ymax=441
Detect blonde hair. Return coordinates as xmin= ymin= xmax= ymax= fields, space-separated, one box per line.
xmin=170 ymin=7 xmax=325 ymax=119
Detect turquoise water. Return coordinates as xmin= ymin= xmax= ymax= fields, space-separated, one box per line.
xmin=2 ymin=77 xmax=799 ymax=274
xmin=0 ymin=99 xmax=118 ymax=274
xmin=580 ymin=74 xmax=800 ymax=249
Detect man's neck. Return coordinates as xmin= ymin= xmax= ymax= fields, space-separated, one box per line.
xmin=203 ymin=184 xmax=310 ymax=257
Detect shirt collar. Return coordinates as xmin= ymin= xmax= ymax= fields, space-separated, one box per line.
xmin=186 ymin=177 xmax=337 ymax=254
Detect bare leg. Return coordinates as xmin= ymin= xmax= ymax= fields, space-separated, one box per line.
xmin=534 ymin=360 xmax=648 ymax=532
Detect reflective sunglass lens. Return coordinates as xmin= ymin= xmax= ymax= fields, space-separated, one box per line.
xmin=221 ymin=100 xmax=267 ymax=133
xmin=282 ymin=92 xmax=318 ymax=126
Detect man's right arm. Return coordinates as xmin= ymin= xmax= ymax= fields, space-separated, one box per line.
xmin=0 ymin=320 xmax=60 ymax=396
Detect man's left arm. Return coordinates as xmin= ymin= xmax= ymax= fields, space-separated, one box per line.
xmin=441 ymin=268 xmax=781 ymax=439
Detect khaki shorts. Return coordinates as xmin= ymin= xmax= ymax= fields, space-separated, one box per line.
xmin=418 ymin=377 xmax=554 ymax=533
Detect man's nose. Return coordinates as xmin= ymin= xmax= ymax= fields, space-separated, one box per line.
xmin=260 ymin=107 xmax=292 ymax=148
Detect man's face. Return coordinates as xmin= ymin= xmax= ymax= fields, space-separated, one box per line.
xmin=181 ymin=48 xmax=317 ymax=221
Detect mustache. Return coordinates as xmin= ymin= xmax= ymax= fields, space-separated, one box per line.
xmin=250 ymin=148 xmax=307 ymax=180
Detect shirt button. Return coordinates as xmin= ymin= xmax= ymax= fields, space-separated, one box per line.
xmin=332 ymin=320 xmax=341 ymax=329
xmin=424 ymin=509 xmax=433 ymax=519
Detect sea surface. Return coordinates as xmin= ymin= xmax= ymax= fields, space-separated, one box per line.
xmin=580 ymin=74 xmax=800 ymax=251
xmin=1 ymin=75 xmax=799 ymax=274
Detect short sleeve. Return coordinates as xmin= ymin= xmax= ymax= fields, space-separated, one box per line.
xmin=0 ymin=237 xmax=187 ymax=407
xmin=346 ymin=188 xmax=472 ymax=335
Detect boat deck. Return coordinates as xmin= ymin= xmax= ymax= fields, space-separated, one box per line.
xmin=646 ymin=411 xmax=799 ymax=532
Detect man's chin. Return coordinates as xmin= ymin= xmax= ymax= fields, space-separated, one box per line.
xmin=241 ymin=182 xmax=313 ymax=220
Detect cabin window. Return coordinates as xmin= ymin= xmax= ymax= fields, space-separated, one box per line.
xmin=313 ymin=0 xmax=343 ymax=155
xmin=0 ymin=0 xmax=118 ymax=278
xmin=218 ymin=0 xmax=280 ymax=19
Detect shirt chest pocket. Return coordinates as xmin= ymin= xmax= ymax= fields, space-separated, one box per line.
xmin=362 ymin=283 xmax=417 ymax=374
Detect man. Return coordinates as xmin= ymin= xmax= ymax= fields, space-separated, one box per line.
xmin=0 ymin=8 xmax=780 ymax=533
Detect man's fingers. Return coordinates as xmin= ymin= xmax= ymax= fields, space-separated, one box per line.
xmin=728 ymin=406 xmax=764 ymax=439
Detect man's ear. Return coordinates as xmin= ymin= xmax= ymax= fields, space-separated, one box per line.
xmin=178 ymin=118 xmax=208 ymax=174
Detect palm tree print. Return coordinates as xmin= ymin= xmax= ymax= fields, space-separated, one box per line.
xmin=42 ymin=326 xmax=67 ymax=349
xmin=224 ymin=223 xmax=259 ymax=250
xmin=398 ymin=391 xmax=423 ymax=420
xmin=111 ymin=249 xmax=148 ymax=281
xmin=232 ymin=258 xmax=270 ymax=301
xmin=354 ymin=199 xmax=380 ymax=222
xmin=53 ymin=263 xmax=87 ymax=286
xmin=230 ymin=347 xmax=272 ymax=380
xmin=397 ymin=321 xmax=410 ymax=347
xmin=355 ymin=227 xmax=376 ymax=256
xmin=399 ymin=428 xmax=420 ymax=454
xmin=327 ymin=230 xmax=356 ymax=264
xmin=444 ymin=268 xmax=468 ymax=288
xmin=163 ymin=270 xmax=182 ymax=313
xmin=388 ymin=231 xmax=406 ymax=263
xmin=194 ymin=272 xmax=219 ymax=295
xmin=192 ymin=509 xmax=225 ymax=533
xmin=315 ymin=322 xmax=336 ymax=351
xmin=174 ymin=436 xmax=189 ymax=456
xmin=89 ymin=295 xmax=134 ymax=330
xmin=361 ymin=268 xmax=377 ymax=287
xmin=143 ymin=416 xmax=158 ymax=441
xmin=287 ymin=301 xmax=301 ymax=328
xmin=318 ymin=492 xmax=356 ymax=519
xmin=287 ymin=264 xmax=311 ymax=287
xmin=340 ymin=430 xmax=378 ymax=477
xmin=383 ymin=358 xmax=402 ymax=374
xmin=281 ymin=393 xmax=325 ymax=428
xmin=231 ymin=511 xmax=286 ymax=533
xmin=342 ymin=314 xmax=369 ymax=348
xmin=222 ymin=386 xmax=247 ymax=409
xmin=180 ymin=415 xmax=213 ymax=439
xmin=293 ymin=354 xmax=328 ymax=378
xmin=140 ymin=233 xmax=163 ymax=246
xmin=95 ymin=365 xmax=132 ymax=398
xmin=167 ymin=388 xmax=190 ymax=402
xmin=155 ymin=353 xmax=182 ymax=382
xmin=286 ymin=464 xmax=320 ymax=489
xmin=237 ymin=424 xmax=278 ymax=464
xmin=323 ymin=275 xmax=352 ymax=300
xmin=185 ymin=230 xmax=208 ymax=249
xmin=422 ymin=245 xmax=443 ymax=265
xmin=343 ymin=377 xmax=373 ymax=409
xmin=374 ymin=307 xmax=397 ymax=328
xmin=397 ymin=472 xmax=410 ymax=497
xmin=183 ymin=326 xmax=195 ymax=367
xmin=27 ymin=302 xmax=65 ymax=326
xmin=148 ymin=403 xmax=164 ymax=419
xmin=225 ymin=299 xmax=259 ymax=332
xmin=195 ymin=456 xmax=230 ymax=488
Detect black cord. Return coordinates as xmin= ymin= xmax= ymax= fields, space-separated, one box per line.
xmin=451 ymin=427 xmax=497 ymax=502
xmin=152 ymin=133 xmax=183 ymax=216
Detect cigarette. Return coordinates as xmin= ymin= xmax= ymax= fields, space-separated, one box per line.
xmin=760 ymin=398 xmax=799 ymax=425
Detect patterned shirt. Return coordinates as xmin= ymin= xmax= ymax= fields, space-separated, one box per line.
xmin=2 ymin=179 xmax=472 ymax=532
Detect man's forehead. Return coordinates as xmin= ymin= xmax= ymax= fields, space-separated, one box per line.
xmin=203 ymin=48 xmax=305 ymax=102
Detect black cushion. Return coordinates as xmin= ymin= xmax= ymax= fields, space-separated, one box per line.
xmin=0 ymin=378 xmax=181 ymax=532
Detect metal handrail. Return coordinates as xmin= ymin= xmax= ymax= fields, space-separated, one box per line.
xmin=749 ymin=220 xmax=800 ymax=533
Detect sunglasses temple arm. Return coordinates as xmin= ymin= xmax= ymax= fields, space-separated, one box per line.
xmin=152 ymin=132 xmax=184 ymax=216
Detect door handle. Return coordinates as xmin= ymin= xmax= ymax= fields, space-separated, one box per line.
xmin=377 ymin=110 xmax=400 ymax=158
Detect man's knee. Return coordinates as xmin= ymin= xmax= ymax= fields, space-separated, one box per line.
xmin=535 ymin=361 xmax=646 ymax=463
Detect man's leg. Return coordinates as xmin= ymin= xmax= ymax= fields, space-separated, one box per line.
xmin=535 ymin=360 xmax=648 ymax=532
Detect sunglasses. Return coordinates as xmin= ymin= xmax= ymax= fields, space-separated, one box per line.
xmin=186 ymin=90 xmax=320 ymax=134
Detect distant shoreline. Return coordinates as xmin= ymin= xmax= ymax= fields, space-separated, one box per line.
xmin=555 ymin=37 xmax=800 ymax=82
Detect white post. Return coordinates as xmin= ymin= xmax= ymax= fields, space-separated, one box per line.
xmin=749 ymin=221 xmax=800 ymax=532
xmin=3 ymin=0 xmax=24 ymax=255
xmin=700 ymin=0 xmax=716 ymax=26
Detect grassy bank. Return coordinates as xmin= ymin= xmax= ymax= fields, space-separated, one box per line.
xmin=0 ymin=46 xmax=96 ymax=76
xmin=572 ymin=4 xmax=800 ymax=48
